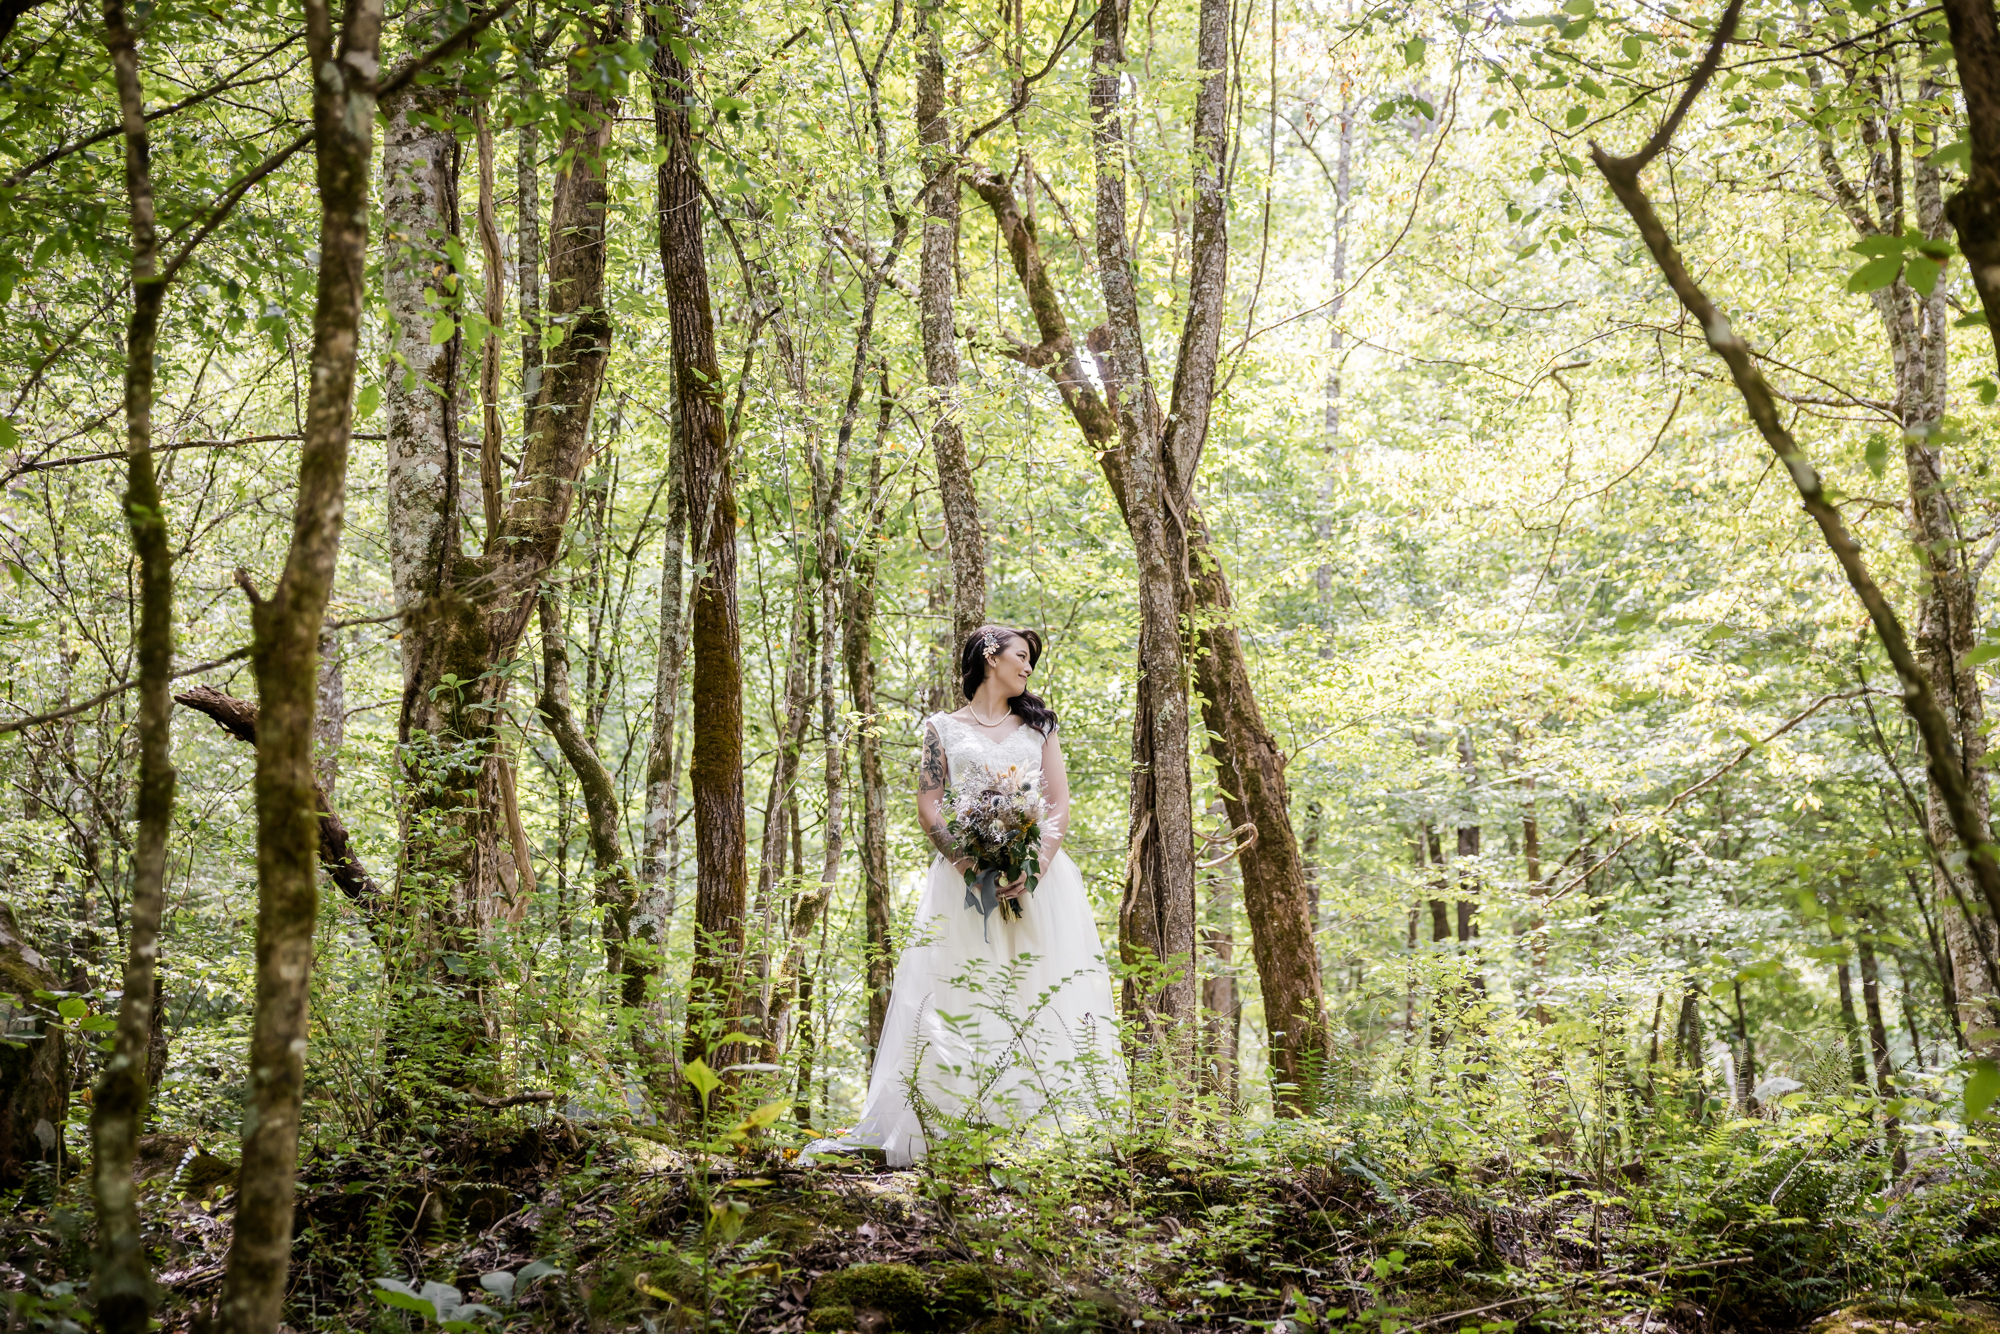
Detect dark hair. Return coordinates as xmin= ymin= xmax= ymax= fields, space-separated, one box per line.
xmin=959 ymin=625 xmax=1058 ymax=735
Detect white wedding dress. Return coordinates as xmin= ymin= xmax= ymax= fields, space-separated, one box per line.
xmin=838 ymin=712 xmax=1125 ymax=1166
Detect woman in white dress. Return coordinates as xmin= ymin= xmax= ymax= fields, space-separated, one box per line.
xmin=843 ymin=625 xmax=1125 ymax=1165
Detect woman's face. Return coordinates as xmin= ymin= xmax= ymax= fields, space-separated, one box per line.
xmin=986 ymin=635 xmax=1034 ymax=699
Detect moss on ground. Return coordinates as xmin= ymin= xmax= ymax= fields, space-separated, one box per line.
xmin=1810 ymin=1300 xmax=2000 ymax=1334
xmin=811 ymin=1262 xmax=931 ymax=1329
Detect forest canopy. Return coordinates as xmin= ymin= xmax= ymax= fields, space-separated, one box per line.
xmin=4 ymin=0 xmax=2000 ymax=1327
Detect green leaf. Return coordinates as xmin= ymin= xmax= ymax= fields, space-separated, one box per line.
xmin=56 ymin=997 xmax=86 ymax=1021
xmin=1967 ymin=1058 xmax=2000 ymax=1121
xmin=428 ymin=313 xmax=457 ymax=345
xmin=1955 ymin=309 xmax=1990 ymax=329
xmin=1864 ymin=436 xmax=1890 ymax=477
xmin=1933 ymin=138 xmax=1972 ymax=171
xmin=0 ymin=417 xmax=16 ymax=452
xmin=1973 ymin=377 xmax=1998 ymax=406
xmin=355 ymin=384 xmax=381 ymax=419
xmin=1488 ymin=108 xmax=1511 ymax=128
xmin=1967 ymin=642 xmax=2000 ymax=667
xmin=682 ymin=1056 xmax=721 ymax=1105
xmin=1402 ymin=36 xmax=1425 ymax=66
xmin=373 ymin=1279 xmax=437 ymax=1318
xmin=1622 ymin=33 xmax=1644 ymax=59
xmin=1845 ymin=255 xmax=1902 ymax=293
xmin=1850 ymin=234 xmax=1910 ymax=258
xmin=80 ymin=1014 xmax=116 ymax=1032
xmin=1905 ymin=254 xmax=1944 ymax=296
xmin=516 ymin=1260 xmax=563 ymax=1285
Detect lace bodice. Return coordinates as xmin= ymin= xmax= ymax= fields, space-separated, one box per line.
xmin=926 ymin=711 xmax=1048 ymax=786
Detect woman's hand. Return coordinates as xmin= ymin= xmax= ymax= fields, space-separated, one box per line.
xmin=996 ymin=874 xmax=1028 ymax=902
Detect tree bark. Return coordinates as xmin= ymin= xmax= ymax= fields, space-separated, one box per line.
xmin=847 ymin=409 xmax=894 ymax=1058
xmin=1856 ymin=911 xmax=1907 ymax=1173
xmin=516 ymin=36 xmax=545 ymax=414
xmin=1200 ymin=867 xmax=1239 ymax=1108
xmin=0 ymin=904 xmax=67 ymax=1191
xmin=1940 ymin=0 xmax=2000 ymax=370
xmin=387 ymin=6 xmax=623 ymax=1089
xmin=212 ymin=0 xmax=380 ymax=1323
xmin=1808 ymin=66 xmax=1997 ymax=1052
xmin=1093 ymin=0 xmax=1198 ymax=1067
xmin=90 ymin=4 xmax=175 ymax=1326
xmin=381 ymin=77 xmax=461 ymax=632
xmin=1189 ymin=537 xmax=1330 ymax=1106
xmin=649 ymin=0 xmax=749 ymax=1086
xmin=1831 ymin=909 xmax=1868 ymax=1086
xmin=915 ymin=0 xmax=985 ymax=644
xmin=314 ymin=633 xmax=342 ymax=797
xmin=535 ymin=593 xmax=653 ymax=1069
xmin=640 ymin=422 xmax=687 ymax=953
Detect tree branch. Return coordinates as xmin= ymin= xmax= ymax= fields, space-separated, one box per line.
xmin=172 ymin=686 xmax=385 ymax=933
xmin=1589 ymin=14 xmax=2000 ymax=935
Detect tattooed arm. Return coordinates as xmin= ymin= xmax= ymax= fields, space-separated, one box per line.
xmin=915 ymin=720 xmax=969 ymax=871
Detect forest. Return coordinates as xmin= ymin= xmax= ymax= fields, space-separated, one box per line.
xmin=4 ymin=0 xmax=2000 ymax=1325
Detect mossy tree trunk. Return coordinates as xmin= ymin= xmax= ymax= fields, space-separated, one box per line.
xmin=212 ymin=0 xmax=381 ymax=1322
xmin=90 ymin=2 xmax=176 ymax=1328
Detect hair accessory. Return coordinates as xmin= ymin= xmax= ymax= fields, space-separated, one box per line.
xmin=981 ymin=628 xmax=1004 ymax=660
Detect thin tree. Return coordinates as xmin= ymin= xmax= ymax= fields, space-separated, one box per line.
xmin=211 ymin=0 xmax=383 ymax=1323
xmin=649 ymin=0 xmax=751 ymax=1089
xmin=89 ymin=2 xmax=175 ymax=1327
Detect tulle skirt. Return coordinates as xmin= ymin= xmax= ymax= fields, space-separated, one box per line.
xmin=846 ymin=849 xmax=1126 ymax=1165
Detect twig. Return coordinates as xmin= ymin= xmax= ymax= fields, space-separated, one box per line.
xmin=3 ymin=432 xmax=385 ymax=485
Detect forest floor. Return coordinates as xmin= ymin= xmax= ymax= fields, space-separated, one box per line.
xmin=2 ymin=1112 xmax=1997 ymax=1334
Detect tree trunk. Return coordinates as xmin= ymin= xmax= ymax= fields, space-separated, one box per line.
xmin=536 ymin=593 xmax=654 ymax=1071
xmin=1190 ymin=533 xmax=1330 ymax=1107
xmin=1094 ymin=0 xmax=1200 ymax=1072
xmin=516 ymin=30 xmax=545 ymax=414
xmin=649 ymin=0 xmax=749 ymax=1087
xmin=1856 ymin=913 xmax=1907 ymax=1173
xmin=1830 ymin=907 xmax=1868 ymax=1086
xmin=1455 ymin=729 xmax=1485 ymax=999
xmin=212 ymin=0 xmax=380 ymax=1323
xmin=915 ymin=0 xmax=985 ymax=644
xmin=847 ymin=417 xmax=894 ymax=1058
xmin=1200 ymin=868 xmax=1239 ymax=1108
xmin=386 ymin=5 xmax=623 ymax=1092
xmin=90 ymin=5 xmax=176 ymax=1326
xmin=314 ymin=633 xmax=342 ymax=797
xmin=381 ymin=78 xmax=462 ymax=632
xmin=640 ymin=422 xmax=687 ymax=956
xmin=1940 ymin=0 xmax=2000 ymax=370
xmin=0 ymin=904 xmax=67 ymax=1191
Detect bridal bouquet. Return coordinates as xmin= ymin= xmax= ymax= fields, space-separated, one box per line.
xmin=942 ymin=762 xmax=1046 ymax=932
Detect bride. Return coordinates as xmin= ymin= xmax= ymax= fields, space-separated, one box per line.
xmin=840 ymin=625 xmax=1125 ymax=1165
